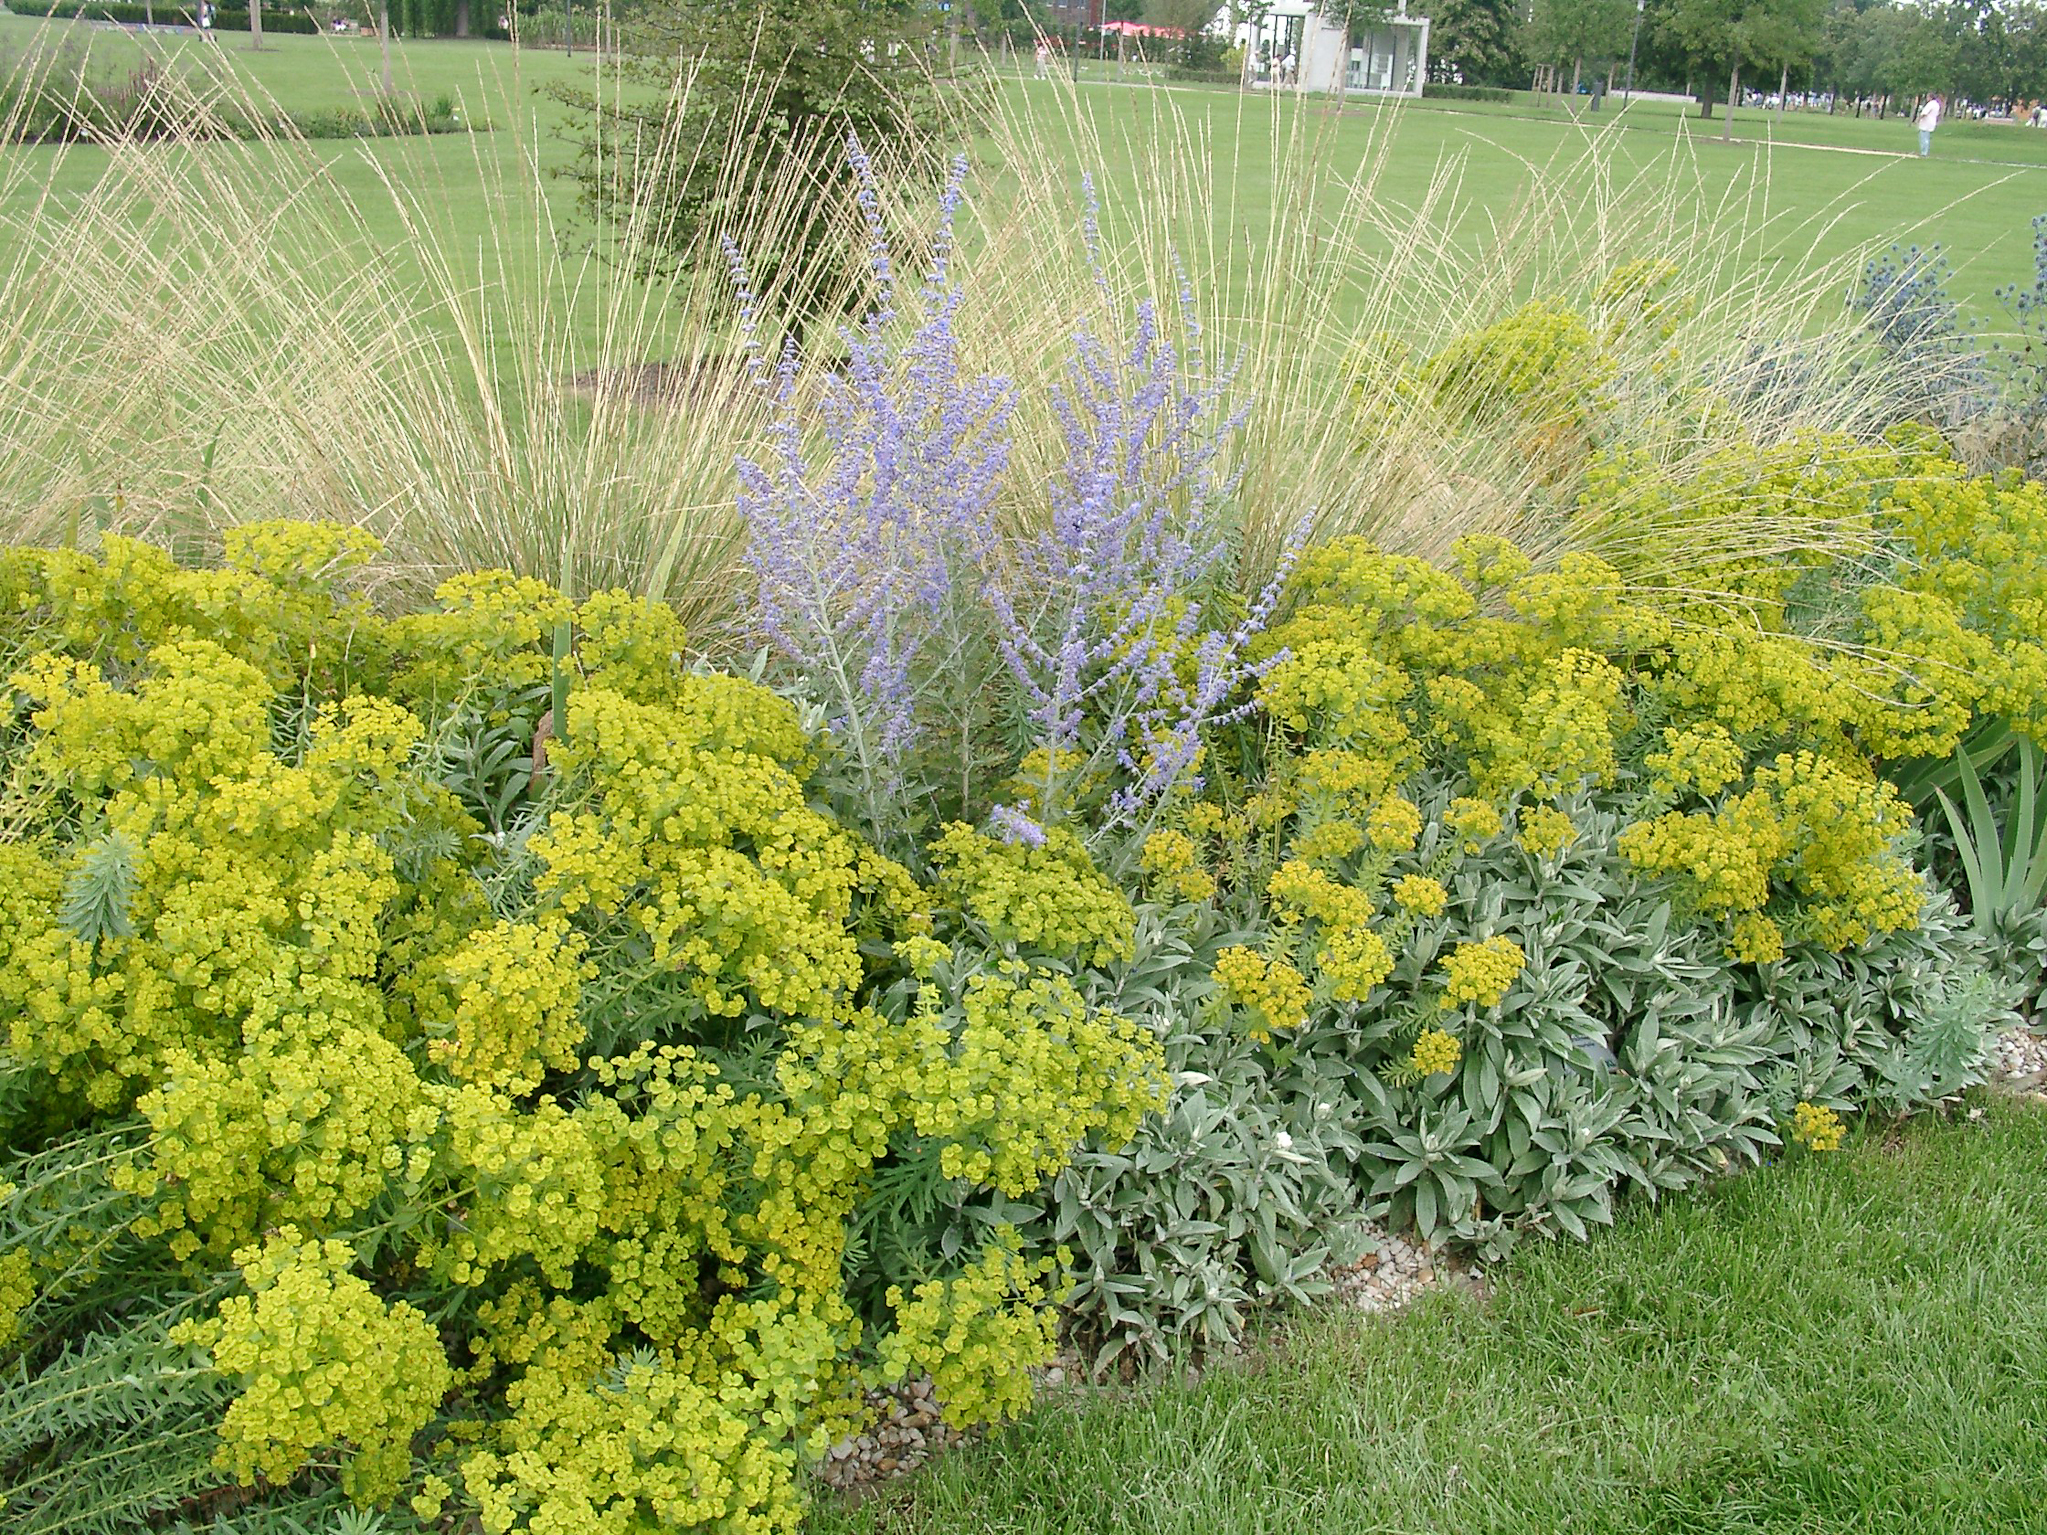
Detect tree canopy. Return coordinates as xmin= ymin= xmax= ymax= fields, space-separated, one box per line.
xmin=1428 ymin=0 xmax=1526 ymax=85
xmin=1527 ymin=0 xmax=1638 ymax=76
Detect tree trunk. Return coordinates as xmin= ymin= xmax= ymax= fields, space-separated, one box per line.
xmin=1723 ymin=59 xmax=1740 ymax=141
xmin=378 ymin=0 xmax=393 ymax=94
xmin=455 ymin=0 xmax=469 ymax=38
xmin=1571 ymin=55 xmax=1582 ymax=101
xmin=249 ymin=0 xmax=261 ymax=50
xmin=1777 ymin=62 xmax=1788 ymax=117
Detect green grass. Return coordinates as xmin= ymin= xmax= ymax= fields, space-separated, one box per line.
xmin=983 ymin=62 xmax=2047 ymax=314
xmin=813 ymin=1097 xmax=2047 ymax=1535
xmin=5 ymin=21 xmax=2047 ymax=329
xmin=0 ymin=12 xmax=592 ymax=114
xmin=1031 ymin=82 xmax=2047 ymax=320
xmin=0 ymin=18 xmax=605 ymax=348
xmin=1431 ymin=90 xmax=2047 ymax=164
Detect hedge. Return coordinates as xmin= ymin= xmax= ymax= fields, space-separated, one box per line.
xmin=1424 ymin=82 xmax=1514 ymax=102
xmin=4 ymin=0 xmax=321 ymax=30
xmin=213 ymin=10 xmax=323 ymax=32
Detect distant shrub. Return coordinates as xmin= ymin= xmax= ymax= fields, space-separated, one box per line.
xmin=209 ymin=9 xmax=322 ymax=31
xmin=0 ymin=36 xmax=469 ymax=144
xmin=1424 ymin=83 xmax=1513 ymax=102
xmin=4 ymin=0 xmax=320 ymax=28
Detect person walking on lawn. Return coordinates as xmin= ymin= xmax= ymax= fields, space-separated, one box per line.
xmin=1916 ymin=94 xmax=1944 ymax=156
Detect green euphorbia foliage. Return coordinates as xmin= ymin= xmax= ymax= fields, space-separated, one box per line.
xmin=0 ymin=525 xmax=1166 ymax=1533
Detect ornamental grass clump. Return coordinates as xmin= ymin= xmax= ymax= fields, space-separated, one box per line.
xmin=0 ymin=528 xmax=1167 ymax=1533
xmin=0 ymin=47 xmax=846 ymax=630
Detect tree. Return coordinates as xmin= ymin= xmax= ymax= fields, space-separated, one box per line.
xmin=1223 ymin=0 xmax=1274 ymax=82
xmin=1812 ymin=0 xmax=1871 ymax=110
xmin=1528 ymin=0 xmax=1635 ymax=97
xmin=1944 ymin=0 xmax=2015 ymax=102
xmin=2006 ymin=1 xmax=2047 ymax=99
xmin=1660 ymin=0 xmax=1737 ymax=122
xmin=1661 ymin=0 xmax=1819 ymax=137
xmin=1145 ymin=0 xmax=1228 ymax=67
xmin=1428 ymin=0 xmax=1525 ymax=86
xmin=561 ymin=0 xmax=955 ymax=329
xmin=1745 ymin=0 xmax=1824 ymax=116
xmin=1146 ymin=0 xmax=1221 ymax=39
xmin=1843 ymin=1 xmax=1957 ymax=105
xmin=1660 ymin=0 xmax=1751 ymax=120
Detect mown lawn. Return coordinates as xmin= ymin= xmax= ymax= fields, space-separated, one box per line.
xmin=4 ymin=18 xmax=2047 ymax=328
xmin=1031 ymin=80 xmax=2047 ymax=320
xmin=813 ymin=1095 xmax=2047 ymax=1535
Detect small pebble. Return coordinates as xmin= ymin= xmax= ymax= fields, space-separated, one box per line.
xmin=1331 ymin=1225 xmax=1448 ymax=1316
xmin=816 ymin=1365 xmax=1041 ymax=1495
xmin=1992 ymin=1025 xmax=2047 ymax=1082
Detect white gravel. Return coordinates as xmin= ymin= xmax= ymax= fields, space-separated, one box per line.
xmin=814 ymin=1376 xmax=965 ymax=1494
xmin=1327 ymin=1224 xmax=1475 ymax=1314
xmin=1992 ymin=1024 xmax=2047 ymax=1086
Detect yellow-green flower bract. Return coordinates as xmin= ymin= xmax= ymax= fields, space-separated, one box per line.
xmin=1439 ymin=936 xmax=1527 ymax=1011
xmin=1409 ymin=1028 xmax=1464 ymax=1077
xmin=1 ymin=526 xmax=1167 ymax=1532
xmin=1791 ymin=1100 xmax=1847 ymax=1152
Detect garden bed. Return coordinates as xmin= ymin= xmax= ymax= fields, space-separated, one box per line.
xmin=5 ymin=111 xmax=2047 ymax=1535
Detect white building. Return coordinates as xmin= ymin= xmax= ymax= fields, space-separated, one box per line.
xmin=1239 ymin=1 xmax=1431 ymax=100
